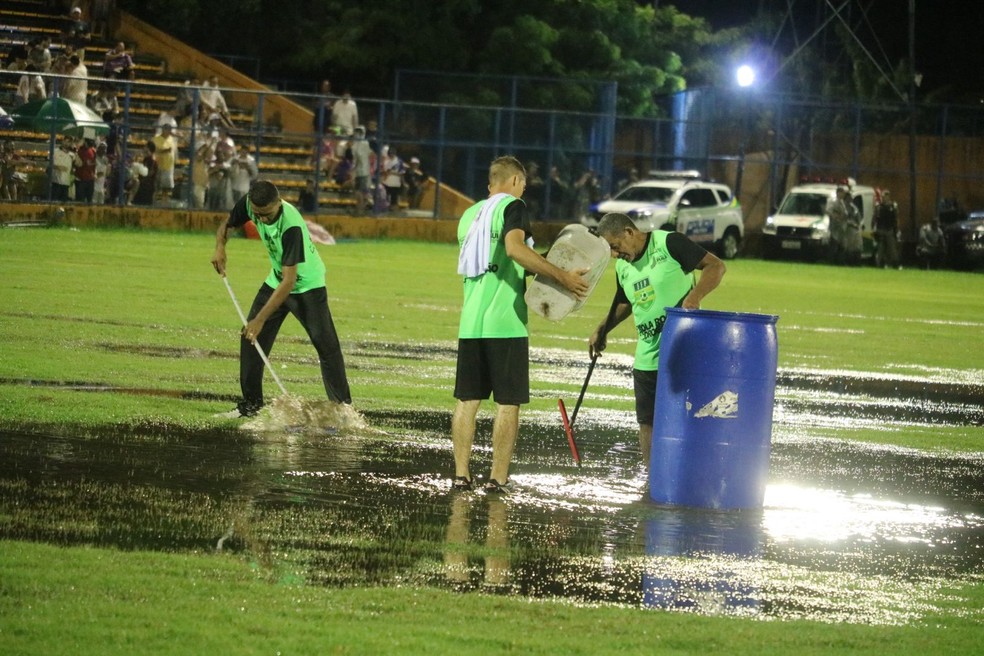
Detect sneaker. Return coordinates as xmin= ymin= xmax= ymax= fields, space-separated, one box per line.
xmin=484 ymin=478 xmax=509 ymax=494
xmin=451 ymin=476 xmax=472 ymax=491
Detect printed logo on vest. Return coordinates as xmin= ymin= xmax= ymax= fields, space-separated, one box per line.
xmin=633 ymin=277 xmax=654 ymax=310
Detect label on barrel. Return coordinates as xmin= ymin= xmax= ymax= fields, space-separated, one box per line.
xmin=693 ymin=390 xmax=739 ymax=419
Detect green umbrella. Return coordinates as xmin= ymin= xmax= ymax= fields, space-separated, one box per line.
xmin=10 ymin=96 xmax=110 ymax=138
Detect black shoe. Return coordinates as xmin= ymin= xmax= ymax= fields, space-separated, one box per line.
xmin=484 ymin=478 xmax=509 ymax=494
xmin=451 ymin=476 xmax=472 ymax=491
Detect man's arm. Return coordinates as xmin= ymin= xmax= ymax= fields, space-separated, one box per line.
xmin=503 ymin=228 xmax=589 ymax=297
xmin=681 ymin=252 xmax=726 ymax=309
xmin=589 ymin=291 xmax=632 ymax=359
xmin=243 ymin=265 xmax=296 ymax=344
xmin=210 ymin=217 xmax=233 ymax=276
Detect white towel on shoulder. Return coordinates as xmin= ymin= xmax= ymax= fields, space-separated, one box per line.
xmin=457 ymin=193 xmax=511 ymax=277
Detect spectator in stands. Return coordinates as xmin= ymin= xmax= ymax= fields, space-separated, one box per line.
xmin=350 ymin=125 xmax=372 ymax=214
xmin=1 ymin=139 xmax=26 ymax=201
xmin=132 ymin=141 xmax=158 ymax=206
xmin=524 ymin=161 xmax=545 ymax=220
xmin=15 ymin=63 xmax=45 ymax=106
xmin=298 ymin=178 xmax=318 ymax=213
xmin=62 ymin=6 xmax=92 ymax=61
xmin=214 ymin=125 xmax=236 ymax=161
xmin=93 ymin=141 xmax=109 ymax=204
xmin=313 ymin=79 xmax=337 ymax=133
xmin=151 ymin=123 xmax=176 ymax=205
xmin=916 ymin=217 xmax=947 ymax=270
xmin=207 ymin=146 xmax=233 ymax=211
xmin=229 ymin=143 xmax=258 ymax=204
xmin=27 ymin=37 xmax=52 ymax=73
xmin=331 ymin=91 xmax=359 ymax=136
xmin=201 ymin=75 xmax=234 ymax=129
xmin=5 ymin=44 xmax=29 ymax=71
xmin=380 ymin=146 xmax=405 ymax=211
xmin=90 ymin=84 xmax=119 ymax=115
xmin=314 ymin=129 xmax=340 ymax=182
xmin=333 ymin=147 xmax=354 ymax=189
xmin=103 ymin=42 xmax=134 ymax=80
xmin=74 ymin=137 xmax=96 ymax=203
xmin=548 ymin=166 xmax=571 ymax=219
xmin=173 ymin=80 xmax=195 ymax=121
xmin=50 ymin=136 xmax=79 ymax=201
xmin=61 ymin=54 xmax=88 ymax=105
xmin=191 ymin=141 xmax=214 ymax=209
xmin=404 ymin=157 xmax=429 ymax=210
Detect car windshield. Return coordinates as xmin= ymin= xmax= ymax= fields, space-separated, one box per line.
xmin=614 ymin=185 xmax=675 ymax=204
xmin=779 ymin=193 xmax=828 ymax=216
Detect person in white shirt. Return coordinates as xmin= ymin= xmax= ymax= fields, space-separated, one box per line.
xmin=61 ymin=55 xmax=88 ymax=105
xmin=229 ymin=143 xmax=258 ymax=203
xmin=331 ymin=92 xmax=359 ymax=136
xmin=201 ymin=75 xmax=233 ymax=128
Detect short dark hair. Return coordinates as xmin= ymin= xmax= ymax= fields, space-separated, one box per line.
xmin=596 ymin=212 xmax=635 ymax=238
xmin=249 ymin=180 xmax=280 ymax=206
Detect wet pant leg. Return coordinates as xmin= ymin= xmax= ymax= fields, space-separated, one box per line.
xmin=289 ymin=287 xmax=352 ymax=404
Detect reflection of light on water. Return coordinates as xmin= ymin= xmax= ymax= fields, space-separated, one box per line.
xmin=507 ymin=473 xmax=646 ymax=512
xmin=763 ymin=483 xmax=958 ymax=545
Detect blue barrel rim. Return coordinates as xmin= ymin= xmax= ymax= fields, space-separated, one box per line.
xmin=665 ymin=307 xmax=779 ymax=324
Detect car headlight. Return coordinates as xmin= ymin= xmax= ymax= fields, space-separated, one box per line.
xmin=811 ymin=216 xmax=830 ymax=237
xmin=763 ymin=216 xmax=776 ymax=234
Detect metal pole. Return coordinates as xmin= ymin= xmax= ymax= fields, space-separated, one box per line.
xmin=907 ymin=0 xmax=918 ymax=239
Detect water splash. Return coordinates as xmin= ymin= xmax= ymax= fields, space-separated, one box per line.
xmin=242 ymin=395 xmax=368 ymax=433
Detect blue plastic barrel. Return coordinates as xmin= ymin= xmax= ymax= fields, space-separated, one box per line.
xmin=649 ymin=308 xmax=779 ymax=510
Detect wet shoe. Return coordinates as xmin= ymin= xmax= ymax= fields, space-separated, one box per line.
xmin=451 ymin=476 xmax=472 ymax=491
xmin=484 ymin=478 xmax=509 ymax=494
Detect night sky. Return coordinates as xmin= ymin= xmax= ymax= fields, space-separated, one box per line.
xmin=667 ymin=0 xmax=984 ymax=99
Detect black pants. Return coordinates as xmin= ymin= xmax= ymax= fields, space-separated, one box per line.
xmin=238 ymin=284 xmax=351 ymax=414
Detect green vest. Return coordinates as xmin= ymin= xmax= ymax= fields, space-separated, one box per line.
xmin=249 ymin=201 xmax=326 ymax=293
xmin=615 ymin=231 xmax=694 ymax=370
xmin=457 ymin=195 xmax=528 ymax=338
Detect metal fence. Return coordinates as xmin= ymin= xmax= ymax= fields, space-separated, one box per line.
xmin=4 ymin=70 xmax=984 ymax=237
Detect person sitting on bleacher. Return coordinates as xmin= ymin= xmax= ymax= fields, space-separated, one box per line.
xmin=103 ymin=42 xmax=134 ymax=80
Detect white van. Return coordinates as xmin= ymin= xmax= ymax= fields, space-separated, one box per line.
xmin=763 ymin=182 xmax=876 ymax=260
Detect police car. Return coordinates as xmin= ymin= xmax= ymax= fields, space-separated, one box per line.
xmin=584 ymin=171 xmax=745 ymax=259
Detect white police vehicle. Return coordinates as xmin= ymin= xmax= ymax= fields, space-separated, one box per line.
xmin=763 ymin=181 xmax=876 ymax=260
xmin=584 ymin=171 xmax=745 ymax=259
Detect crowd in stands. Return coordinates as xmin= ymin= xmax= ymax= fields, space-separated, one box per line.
xmin=0 ymin=6 xmax=442 ymax=214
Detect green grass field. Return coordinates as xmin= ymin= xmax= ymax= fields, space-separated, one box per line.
xmin=1 ymin=228 xmax=982 ymax=654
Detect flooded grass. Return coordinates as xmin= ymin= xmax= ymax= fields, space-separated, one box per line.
xmin=1 ymin=230 xmax=983 ymax=647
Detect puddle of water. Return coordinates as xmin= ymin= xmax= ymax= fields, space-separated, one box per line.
xmin=1 ymin=358 xmax=982 ymax=625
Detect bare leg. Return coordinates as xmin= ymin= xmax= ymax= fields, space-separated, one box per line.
xmin=452 ymin=399 xmax=480 ymax=480
xmin=639 ymin=423 xmax=652 ymax=468
xmin=490 ymin=404 xmax=519 ymax=483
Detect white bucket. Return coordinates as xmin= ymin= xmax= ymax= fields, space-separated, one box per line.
xmin=526 ymin=224 xmax=610 ymax=321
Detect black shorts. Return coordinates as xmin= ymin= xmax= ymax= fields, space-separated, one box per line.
xmin=454 ymin=337 xmax=530 ymax=406
xmin=633 ymin=368 xmax=659 ymax=426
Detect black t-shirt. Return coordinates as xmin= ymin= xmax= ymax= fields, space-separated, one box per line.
xmin=227 ymin=196 xmax=304 ymax=267
xmin=613 ymin=232 xmax=707 ymax=305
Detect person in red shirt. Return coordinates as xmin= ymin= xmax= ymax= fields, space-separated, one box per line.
xmin=74 ymin=138 xmax=97 ymax=203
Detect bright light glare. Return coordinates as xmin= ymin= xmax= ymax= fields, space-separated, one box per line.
xmin=736 ymin=65 xmax=756 ymax=88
